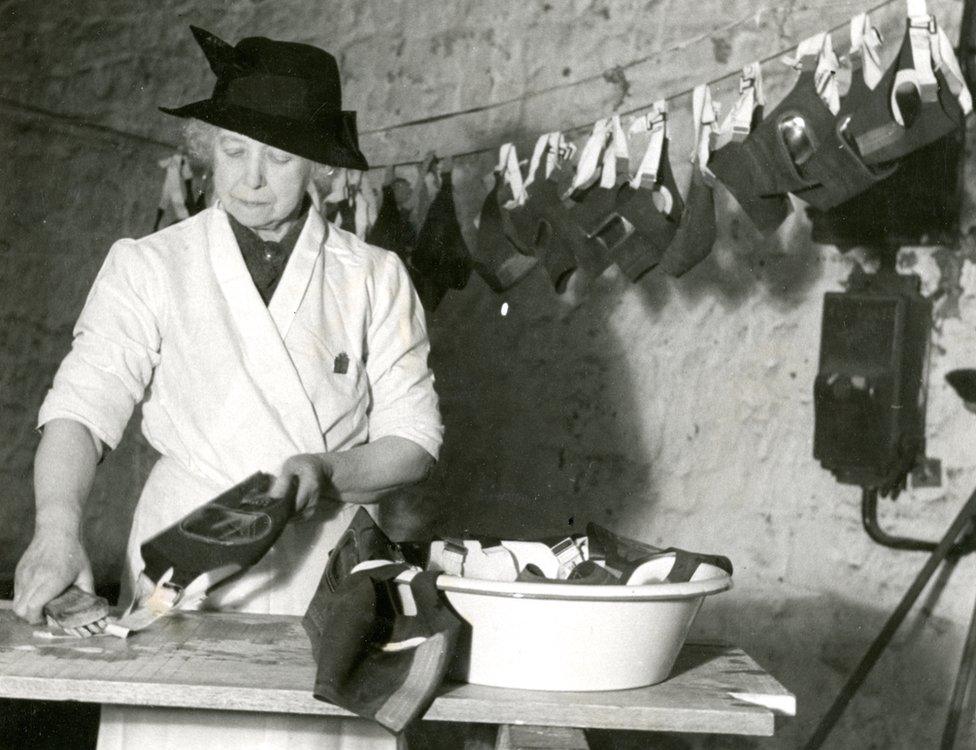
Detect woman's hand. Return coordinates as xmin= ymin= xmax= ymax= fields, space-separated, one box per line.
xmin=13 ymin=528 xmax=94 ymax=624
xmin=269 ymin=453 xmax=334 ymax=519
xmin=269 ymin=438 xmax=434 ymax=518
xmin=269 ymin=438 xmax=435 ymax=515
xmin=15 ymin=419 xmax=100 ymax=624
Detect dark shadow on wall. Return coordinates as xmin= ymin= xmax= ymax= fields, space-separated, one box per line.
xmin=633 ymin=191 xmax=828 ymax=318
xmin=379 ymin=155 xmax=830 ymax=544
xmin=384 ymin=263 xmax=659 ymax=542
xmin=379 ymin=151 xmax=664 ymax=542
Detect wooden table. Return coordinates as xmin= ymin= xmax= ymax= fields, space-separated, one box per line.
xmin=0 ymin=607 xmax=794 ymax=746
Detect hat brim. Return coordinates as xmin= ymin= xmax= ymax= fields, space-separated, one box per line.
xmin=161 ymin=99 xmax=369 ymax=171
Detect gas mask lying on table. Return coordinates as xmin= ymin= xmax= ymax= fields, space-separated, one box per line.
xmin=42 ymin=473 xmax=297 ymax=639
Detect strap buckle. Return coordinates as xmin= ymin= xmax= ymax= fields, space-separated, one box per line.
xmin=908 ymin=14 xmax=938 ymax=34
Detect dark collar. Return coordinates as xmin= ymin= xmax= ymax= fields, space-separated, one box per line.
xmin=226 ymin=197 xmax=311 ymax=260
xmin=225 ymin=196 xmax=312 ymax=304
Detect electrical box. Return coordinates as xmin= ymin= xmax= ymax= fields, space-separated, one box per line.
xmin=813 ymin=270 xmax=931 ymax=492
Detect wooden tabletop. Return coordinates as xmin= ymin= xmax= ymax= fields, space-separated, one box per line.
xmin=0 ymin=607 xmax=794 ymax=737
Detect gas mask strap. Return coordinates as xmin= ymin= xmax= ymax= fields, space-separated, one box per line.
xmin=545 ymin=131 xmax=575 ymax=178
xmin=906 ymin=0 xmax=939 ymax=102
xmin=599 ymin=113 xmax=630 ymax=189
xmin=568 ymin=118 xmax=611 ymax=195
xmin=715 ymin=62 xmax=762 ymax=148
xmin=522 ymin=132 xmax=552 ymax=190
xmin=629 ymin=100 xmax=667 ymax=190
xmin=693 ymin=84 xmax=719 ymax=184
xmin=496 ymin=143 xmax=527 ymax=206
xmin=931 ymin=25 xmax=973 ymax=113
xmin=815 ymin=32 xmax=841 ymax=114
xmin=850 ymin=12 xmax=885 ymax=90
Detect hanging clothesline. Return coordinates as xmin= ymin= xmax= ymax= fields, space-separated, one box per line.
xmin=0 ymin=95 xmax=173 ymax=150
xmin=0 ymin=0 xmax=909 ymax=166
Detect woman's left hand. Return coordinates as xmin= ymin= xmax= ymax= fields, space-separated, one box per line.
xmin=269 ymin=453 xmax=333 ymax=519
xmin=268 ymin=438 xmax=434 ymax=513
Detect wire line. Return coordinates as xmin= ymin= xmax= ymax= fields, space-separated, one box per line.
xmin=0 ymin=0 xmax=906 ymax=166
xmin=363 ymin=0 xmax=902 ymax=136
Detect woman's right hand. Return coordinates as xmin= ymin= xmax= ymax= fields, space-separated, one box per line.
xmin=13 ymin=529 xmax=94 ymax=624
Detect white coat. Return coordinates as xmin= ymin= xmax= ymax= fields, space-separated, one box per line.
xmin=38 ymin=202 xmax=443 ymax=749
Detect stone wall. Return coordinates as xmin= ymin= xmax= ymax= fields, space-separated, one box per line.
xmin=1 ymin=1 xmax=974 ymax=747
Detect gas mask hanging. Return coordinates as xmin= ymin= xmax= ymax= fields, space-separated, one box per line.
xmin=471 ymin=144 xmax=539 ymax=292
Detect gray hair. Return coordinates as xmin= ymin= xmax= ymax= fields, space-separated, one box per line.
xmin=180 ymin=118 xmax=337 ymax=189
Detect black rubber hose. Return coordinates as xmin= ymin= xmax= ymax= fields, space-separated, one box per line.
xmin=861 ymin=488 xmax=939 ymax=551
xmin=861 ymin=488 xmax=975 ymax=555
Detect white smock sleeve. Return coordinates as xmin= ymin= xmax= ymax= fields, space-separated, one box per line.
xmin=37 ymin=238 xmax=162 ymax=450
xmin=364 ymin=252 xmax=443 ymax=460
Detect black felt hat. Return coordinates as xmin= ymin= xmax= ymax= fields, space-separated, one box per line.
xmin=161 ymin=26 xmax=369 ymax=170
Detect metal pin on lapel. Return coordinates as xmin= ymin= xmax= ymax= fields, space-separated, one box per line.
xmin=334 ymin=353 xmax=349 ymax=374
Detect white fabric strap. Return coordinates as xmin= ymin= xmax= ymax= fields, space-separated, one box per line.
xmin=350 ymin=559 xmax=400 ymax=575
xmin=863 ymin=21 xmax=885 ymax=89
xmin=815 ymin=33 xmax=841 ymax=114
xmin=692 ymin=85 xmax=708 ymax=155
xmin=598 ymin=125 xmax=616 ymax=190
xmin=630 ymin=100 xmax=667 ymax=189
xmin=523 ymin=132 xmax=569 ymax=189
xmin=324 ymin=168 xmax=349 ymax=229
xmin=599 ymin=114 xmax=630 ymax=189
xmin=791 ymin=31 xmax=827 ymax=70
xmin=627 ymin=99 xmax=670 ymax=136
xmin=179 ymin=156 xmax=192 ymax=181
xmin=349 ymin=172 xmax=366 ymax=238
xmin=907 ymin=0 xmax=939 ymax=102
xmin=545 ymin=131 xmax=574 ymax=177
xmin=781 ymin=32 xmax=824 ymax=76
xmin=850 ymin=13 xmax=866 ymax=54
xmin=441 ymin=543 xmax=466 ymax=577
xmin=462 ymin=546 xmax=519 ymax=583
xmin=693 ymin=84 xmax=719 ymax=183
xmin=718 ymin=63 xmax=763 ymax=146
xmin=784 ymin=33 xmax=838 ymax=112
xmin=692 ymin=84 xmax=716 ymax=162
xmin=850 ymin=13 xmax=885 ymax=88
xmin=497 ymin=143 xmax=527 ymax=205
xmin=906 ymin=0 xmax=928 ymax=19
xmin=364 ymin=173 xmax=380 ymax=229
xmin=746 ymin=61 xmax=765 ymax=107
xmin=306 ymin=179 xmax=323 ymax=213
xmin=552 ymin=538 xmax=585 ymax=580
xmin=570 ymin=118 xmax=611 ymax=193
xmin=612 ymin=113 xmax=630 ymax=161
xmin=424 ymin=154 xmax=442 ymax=196
xmin=932 ymin=26 xmax=974 ymax=114
xmin=158 ymin=154 xmax=190 ymax=219
xmin=349 ymin=172 xmax=377 ymax=240
xmin=410 ymin=153 xmax=437 ymax=228
xmin=522 ymin=134 xmax=549 ymax=190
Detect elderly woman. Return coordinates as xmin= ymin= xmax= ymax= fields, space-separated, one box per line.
xmin=13 ymin=26 xmax=442 ymax=749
